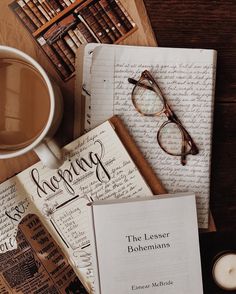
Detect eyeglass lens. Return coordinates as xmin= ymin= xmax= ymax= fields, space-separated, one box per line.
xmin=132 ymin=75 xmax=192 ymax=156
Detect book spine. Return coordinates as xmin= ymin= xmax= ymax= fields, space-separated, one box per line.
xmin=115 ymin=0 xmax=135 ymax=28
xmin=76 ymin=17 xmax=98 ymax=43
xmin=79 ymin=7 xmax=112 ymax=43
xmin=99 ymin=0 xmax=127 ymax=35
xmin=57 ymin=0 xmax=67 ymax=9
xmin=73 ymin=27 xmax=87 ymax=44
xmin=56 ymin=39 xmax=75 ymax=65
xmin=113 ymin=0 xmax=134 ymax=30
xmin=17 ymin=0 xmax=42 ymax=28
xmin=67 ymin=29 xmax=81 ymax=48
xmin=32 ymin=0 xmax=51 ymax=21
xmin=37 ymin=36 xmax=70 ymax=79
xmin=52 ymin=42 xmax=74 ymax=72
xmin=76 ymin=20 xmax=97 ymax=43
xmin=63 ymin=34 xmax=77 ymax=54
xmin=24 ymin=0 xmax=47 ymax=24
xmin=63 ymin=0 xmax=71 ymax=7
xmin=94 ymin=2 xmax=121 ymax=40
xmin=47 ymin=0 xmax=61 ymax=13
xmin=39 ymin=0 xmax=55 ymax=17
xmin=88 ymin=3 xmax=116 ymax=43
xmin=11 ymin=2 xmax=37 ymax=32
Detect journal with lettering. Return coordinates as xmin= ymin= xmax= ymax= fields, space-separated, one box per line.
xmin=88 ymin=193 xmax=203 ymax=294
xmin=0 ymin=116 xmax=165 ymax=292
xmin=76 ymin=44 xmax=217 ymax=229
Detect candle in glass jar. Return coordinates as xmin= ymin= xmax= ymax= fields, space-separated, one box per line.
xmin=212 ymin=253 xmax=236 ymax=290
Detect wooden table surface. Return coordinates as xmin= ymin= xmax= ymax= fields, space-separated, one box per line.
xmin=144 ymin=0 xmax=236 ymax=232
xmin=0 ymin=1 xmax=235 ymax=293
xmin=0 ymin=1 xmax=235 ymax=233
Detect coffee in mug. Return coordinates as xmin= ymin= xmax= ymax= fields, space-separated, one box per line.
xmin=0 ymin=46 xmax=63 ymax=169
xmin=0 ymin=58 xmax=50 ymax=150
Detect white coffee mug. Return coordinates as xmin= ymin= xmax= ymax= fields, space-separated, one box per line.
xmin=0 ymin=45 xmax=63 ymax=169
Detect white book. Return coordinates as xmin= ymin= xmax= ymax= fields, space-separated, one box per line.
xmin=77 ymin=44 xmax=217 ymax=229
xmin=88 ymin=192 xmax=203 ymax=294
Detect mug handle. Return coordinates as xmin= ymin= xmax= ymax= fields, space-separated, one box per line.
xmin=34 ymin=140 xmax=63 ymax=169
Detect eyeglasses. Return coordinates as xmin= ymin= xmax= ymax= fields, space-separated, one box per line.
xmin=128 ymin=70 xmax=199 ymax=165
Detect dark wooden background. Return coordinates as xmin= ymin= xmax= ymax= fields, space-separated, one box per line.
xmin=144 ymin=0 xmax=236 ymax=232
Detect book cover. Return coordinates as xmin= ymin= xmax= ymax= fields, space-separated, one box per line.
xmin=89 ymin=193 xmax=203 ymax=294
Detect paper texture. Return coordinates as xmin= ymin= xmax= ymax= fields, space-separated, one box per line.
xmin=89 ymin=193 xmax=203 ymax=294
xmin=0 ymin=120 xmax=152 ymax=291
xmin=74 ymin=43 xmax=101 ymax=137
xmin=89 ymin=45 xmax=217 ymax=228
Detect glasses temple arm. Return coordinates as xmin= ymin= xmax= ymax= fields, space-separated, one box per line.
xmin=128 ymin=78 xmax=155 ymax=92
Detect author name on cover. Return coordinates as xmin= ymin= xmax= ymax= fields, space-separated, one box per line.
xmin=131 ymin=280 xmax=174 ymax=291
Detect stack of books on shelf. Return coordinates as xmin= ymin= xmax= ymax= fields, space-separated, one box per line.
xmin=10 ymin=0 xmax=136 ymax=80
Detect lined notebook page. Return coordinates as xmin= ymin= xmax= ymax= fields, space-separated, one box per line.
xmin=90 ymin=45 xmax=217 ymax=228
xmin=0 ymin=121 xmax=152 ymax=290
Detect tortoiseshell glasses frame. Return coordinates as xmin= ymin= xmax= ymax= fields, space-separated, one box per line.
xmin=128 ymin=70 xmax=199 ymax=165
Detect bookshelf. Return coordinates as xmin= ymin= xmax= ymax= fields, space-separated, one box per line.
xmin=9 ymin=0 xmax=138 ymax=81
xmin=32 ymin=0 xmax=83 ymax=37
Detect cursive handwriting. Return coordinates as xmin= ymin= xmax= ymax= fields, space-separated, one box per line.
xmin=31 ymin=140 xmax=111 ymax=198
xmin=90 ymin=46 xmax=216 ymax=227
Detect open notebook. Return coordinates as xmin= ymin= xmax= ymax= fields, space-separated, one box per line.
xmin=0 ymin=117 xmax=165 ymax=292
xmin=76 ymin=44 xmax=217 ymax=229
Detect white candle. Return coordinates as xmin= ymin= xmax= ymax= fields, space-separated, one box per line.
xmin=212 ymin=253 xmax=236 ymax=290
